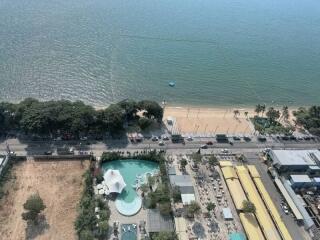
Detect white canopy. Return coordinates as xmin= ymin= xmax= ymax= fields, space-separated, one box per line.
xmin=104 ymin=169 xmax=126 ymax=194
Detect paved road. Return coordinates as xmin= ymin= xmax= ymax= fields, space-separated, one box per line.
xmin=0 ymin=137 xmax=319 ymax=156
xmin=244 ymin=152 xmax=308 ymax=240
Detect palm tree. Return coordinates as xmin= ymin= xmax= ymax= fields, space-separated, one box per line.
xmin=261 ymin=104 xmax=266 ymax=116
xmin=244 ymin=111 xmax=249 ymax=119
xmin=282 ymin=106 xmax=289 ymax=122
xmin=233 ymin=110 xmax=240 ymax=118
xmin=255 ymin=104 xmax=262 ymax=116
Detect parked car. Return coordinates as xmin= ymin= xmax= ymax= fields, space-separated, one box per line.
xmin=200 ymin=144 xmax=208 ymax=149
xmin=151 ymin=136 xmax=159 ymax=141
xmin=159 ymin=141 xmax=165 ymax=146
xmin=162 ymin=135 xmax=169 ymax=140
xmin=187 ymin=136 xmax=193 ymax=141
xmin=206 ymin=141 xmax=213 ymax=145
xmin=221 ymin=149 xmax=229 ymax=153
xmin=44 ymin=151 xmax=52 ymax=155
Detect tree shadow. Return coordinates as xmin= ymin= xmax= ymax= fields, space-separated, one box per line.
xmin=25 ymin=215 xmax=49 ymax=240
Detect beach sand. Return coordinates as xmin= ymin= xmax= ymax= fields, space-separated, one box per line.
xmin=164 ymin=106 xmax=256 ymax=135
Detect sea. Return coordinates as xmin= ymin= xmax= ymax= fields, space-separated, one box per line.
xmin=0 ymin=0 xmax=320 ymax=108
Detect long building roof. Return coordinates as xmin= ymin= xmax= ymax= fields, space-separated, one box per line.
xmin=239 ymin=213 xmax=265 ymax=240
xmin=248 ymin=165 xmax=293 ymax=240
xmin=221 ymin=166 xmax=265 ymax=240
xmin=274 ymin=178 xmax=303 ymax=220
xmin=221 ymin=167 xmax=247 ymax=210
xmin=236 ymin=166 xmax=282 ymax=240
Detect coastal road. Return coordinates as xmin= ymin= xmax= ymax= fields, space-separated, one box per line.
xmin=0 ymin=138 xmax=319 ymax=156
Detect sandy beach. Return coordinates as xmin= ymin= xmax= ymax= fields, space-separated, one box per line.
xmin=164 ymin=106 xmax=256 ymax=135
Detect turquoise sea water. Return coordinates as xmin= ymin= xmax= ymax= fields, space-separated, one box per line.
xmin=102 ymin=159 xmax=158 ymax=203
xmin=0 ymin=0 xmax=320 ymax=107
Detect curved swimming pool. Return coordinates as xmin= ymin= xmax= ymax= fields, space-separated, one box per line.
xmin=102 ymin=159 xmax=159 ymax=216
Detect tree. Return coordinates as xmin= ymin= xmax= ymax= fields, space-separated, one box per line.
xmin=233 ymin=110 xmax=240 ymax=118
xmin=171 ymin=186 xmax=181 ymax=203
xmin=242 ymin=200 xmax=256 ymax=214
xmin=244 ymin=111 xmax=249 ymax=118
xmin=96 ymin=220 xmax=109 ymax=239
xmin=138 ymin=117 xmax=153 ymax=130
xmin=79 ymin=229 xmax=95 ymax=240
xmin=140 ymin=183 xmax=149 ymax=194
xmin=153 ymin=232 xmax=178 ymax=240
xmin=255 ymin=104 xmax=262 ymax=116
xmin=266 ymin=107 xmax=280 ymax=124
xmin=101 ymin=104 xmax=125 ymax=134
xmin=118 ymin=99 xmax=138 ymax=121
xmin=180 ymin=158 xmax=188 ymax=170
xmin=148 ymin=175 xmax=156 ymax=188
xmin=237 ymin=154 xmax=246 ymax=163
xmin=282 ymin=106 xmax=290 ymax=122
xmin=261 ymin=104 xmax=266 ymax=116
xmin=22 ymin=194 xmax=46 ymax=224
xmin=208 ymin=155 xmax=218 ymax=167
xmin=190 ymin=153 xmax=202 ymax=167
xmin=138 ymin=100 xmax=164 ymax=123
xmin=186 ymin=201 xmax=201 ymax=217
xmin=159 ymin=202 xmax=172 ymax=215
xmin=206 ymin=202 xmax=216 ymax=212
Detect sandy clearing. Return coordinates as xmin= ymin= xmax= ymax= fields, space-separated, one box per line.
xmin=164 ymin=106 xmax=255 ymax=135
xmin=0 ymin=160 xmax=89 ymax=240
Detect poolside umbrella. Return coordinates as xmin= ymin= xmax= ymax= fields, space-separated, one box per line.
xmin=97 ymin=184 xmax=103 ymax=190
xmin=103 ymin=169 xmax=126 ymax=194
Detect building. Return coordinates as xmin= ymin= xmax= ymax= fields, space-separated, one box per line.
xmin=290 ymin=175 xmax=314 ymax=190
xmin=169 ymin=175 xmax=195 ymax=205
xmin=147 ymin=209 xmax=174 ymax=234
xmin=269 ymin=150 xmax=320 ymax=173
xmin=222 ymin=208 xmax=233 ymax=220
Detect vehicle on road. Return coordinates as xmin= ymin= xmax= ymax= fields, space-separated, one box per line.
xmin=206 ymin=141 xmax=213 ymax=145
xmin=44 ymin=151 xmax=52 ymax=155
xmin=221 ymin=149 xmax=229 ymax=153
xmin=187 ymin=136 xmax=193 ymax=141
xmin=151 ymin=136 xmax=159 ymax=141
xmin=200 ymin=144 xmax=208 ymax=149
xmin=162 ymin=135 xmax=169 ymax=140
xmin=159 ymin=141 xmax=165 ymax=146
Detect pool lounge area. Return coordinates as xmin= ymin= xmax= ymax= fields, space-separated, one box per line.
xmin=102 ymin=159 xmax=159 ymax=216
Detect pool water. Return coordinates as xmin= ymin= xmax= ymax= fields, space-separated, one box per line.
xmin=102 ymin=159 xmax=159 ymax=215
xmin=121 ymin=224 xmax=137 ymax=240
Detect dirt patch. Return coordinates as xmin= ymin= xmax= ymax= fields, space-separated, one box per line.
xmin=0 ymin=160 xmax=89 ymax=240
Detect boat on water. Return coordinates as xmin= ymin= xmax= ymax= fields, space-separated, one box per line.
xmin=169 ymin=81 xmax=175 ymax=87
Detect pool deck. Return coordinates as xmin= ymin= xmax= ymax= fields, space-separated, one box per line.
xmin=108 ymin=200 xmax=148 ymax=239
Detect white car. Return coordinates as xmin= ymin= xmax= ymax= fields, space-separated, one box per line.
xmin=159 ymin=141 xmax=165 ymax=146
xmin=187 ymin=136 xmax=193 ymax=141
xmin=221 ymin=149 xmax=229 ymax=153
xmin=151 ymin=136 xmax=159 ymax=141
xmin=162 ymin=135 xmax=169 ymax=140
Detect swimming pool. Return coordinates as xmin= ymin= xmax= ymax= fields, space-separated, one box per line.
xmin=102 ymin=159 xmax=159 ymax=216
xmin=121 ymin=224 xmax=137 ymax=240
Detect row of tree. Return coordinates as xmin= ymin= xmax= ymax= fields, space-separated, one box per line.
xmin=0 ymin=98 xmax=163 ymax=137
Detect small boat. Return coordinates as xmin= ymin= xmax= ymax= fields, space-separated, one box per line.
xmin=169 ymin=81 xmax=175 ymax=87
xmin=122 ymin=227 xmax=126 ymax=232
xmin=128 ymin=226 xmax=131 ymax=231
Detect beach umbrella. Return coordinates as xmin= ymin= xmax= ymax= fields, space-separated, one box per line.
xmin=98 ymin=189 xmax=105 ymax=195
xmin=97 ymin=184 xmax=103 ymax=190
xmin=103 ymin=169 xmax=126 ymax=194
